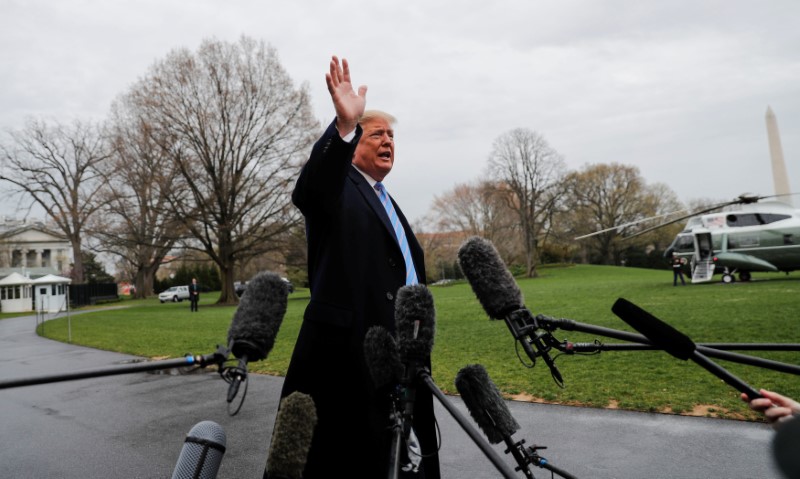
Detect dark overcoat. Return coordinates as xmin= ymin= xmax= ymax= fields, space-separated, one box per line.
xmin=279 ymin=120 xmax=440 ymax=478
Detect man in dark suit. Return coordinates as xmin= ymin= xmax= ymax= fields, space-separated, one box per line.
xmin=189 ymin=277 xmax=199 ymax=312
xmin=277 ymin=56 xmax=440 ymax=478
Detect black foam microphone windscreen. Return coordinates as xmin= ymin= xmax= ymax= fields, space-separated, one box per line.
xmin=171 ymin=421 xmax=226 ymax=479
xmin=227 ymin=271 xmax=289 ymax=361
xmin=265 ymin=392 xmax=318 ymax=479
xmin=395 ymin=284 xmax=436 ymax=360
xmin=455 ymin=364 xmax=520 ymax=444
xmin=773 ymin=415 xmax=800 ymax=479
xmin=457 ymin=236 xmax=524 ymax=319
xmin=611 ymin=297 xmax=695 ymax=360
xmin=364 ymin=326 xmax=403 ymax=390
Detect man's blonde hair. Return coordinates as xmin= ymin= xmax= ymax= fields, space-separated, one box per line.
xmin=359 ymin=110 xmax=397 ymax=125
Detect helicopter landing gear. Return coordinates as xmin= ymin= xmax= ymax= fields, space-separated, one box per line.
xmin=721 ymin=267 xmax=737 ymax=284
xmin=739 ymin=271 xmax=752 ymax=282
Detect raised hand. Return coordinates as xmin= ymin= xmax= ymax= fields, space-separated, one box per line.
xmin=325 ymin=56 xmax=367 ymax=136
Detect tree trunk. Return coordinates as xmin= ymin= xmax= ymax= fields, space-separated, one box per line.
xmin=216 ymin=263 xmax=238 ymax=305
xmin=70 ymin=239 xmax=85 ymax=284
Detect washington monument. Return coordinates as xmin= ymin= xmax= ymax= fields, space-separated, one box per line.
xmin=765 ymin=106 xmax=793 ymax=205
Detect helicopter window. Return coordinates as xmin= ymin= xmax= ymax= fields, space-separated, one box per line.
xmin=676 ymin=235 xmax=694 ymax=252
xmin=761 ymin=213 xmax=791 ymax=223
xmin=785 ymin=234 xmax=794 ymax=245
xmin=726 ymin=213 xmax=791 ymax=227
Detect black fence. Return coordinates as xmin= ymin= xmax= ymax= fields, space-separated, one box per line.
xmin=69 ymin=283 xmax=119 ymax=307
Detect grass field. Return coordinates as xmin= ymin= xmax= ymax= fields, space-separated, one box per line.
xmin=30 ymin=264 xmax=800 ymax=421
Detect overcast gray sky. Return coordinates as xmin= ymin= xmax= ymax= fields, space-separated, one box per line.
xmin=2 ymin=0 xmax=799 ymax=224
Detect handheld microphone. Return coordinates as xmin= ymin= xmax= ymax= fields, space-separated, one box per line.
xmin=456 ymin=365 xmax=578 ymax=479
xmin=171 ymin=421 xmax=226 ymax=479
xmin=225 ymin=271 xmax=289 ymax=408
xmin=264 ymin=392 xmax=317 ymax=479
xmin=457 ymin=236 xmax=563 ymax=386
xmin=611 ymin=298 xmax=762 ymax=400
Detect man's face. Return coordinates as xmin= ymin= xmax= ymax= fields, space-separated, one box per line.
xmin=352 ymin=118 xmax=394 ymax=181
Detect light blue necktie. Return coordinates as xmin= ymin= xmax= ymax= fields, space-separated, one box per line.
xmin=375 ymin=182 xmax=418 ymax=285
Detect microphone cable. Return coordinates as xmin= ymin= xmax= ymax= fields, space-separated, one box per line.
xmin=219 ymin=357 xmax=248 ymax=416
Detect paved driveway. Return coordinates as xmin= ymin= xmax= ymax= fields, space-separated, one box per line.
xmin=0 ymin=313 xmax=781 ymax=478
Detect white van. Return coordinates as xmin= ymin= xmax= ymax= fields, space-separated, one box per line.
xmin=158 ymin=285 xmax=191 ymax=303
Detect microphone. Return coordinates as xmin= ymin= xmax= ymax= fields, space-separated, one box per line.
xmin=457 ymin=236 xmax=563 ymax=385
xmin=363 ymin=325 xmax=406 ymax=479
xmin=454 ymin=364 xmax=520 ymax=444
xmin=393 ymin=285 xmax=519 ymax=478
xmin=364 ymin=325 xmax=403 ymax=391
xmin=264 ymin=392 xmax=317 ymax=479
xmin=773 ymin=415 xmax=800 ymax=479
xmin=456 ymin=364 xmax=578 ymax=479
xmin=171 ymin=421 xmax=226 ymax=479
xmin=225 ymin=271 xmax=290 ymax=408
xmin=393 ymin=283 xmax=437 ymax=414
xmin=395 ymin=283 xmax=436 ymax=368
xmin=611 ymin=298 xmax=763 ymax=400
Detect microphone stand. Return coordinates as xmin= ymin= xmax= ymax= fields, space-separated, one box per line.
xmin=511 ymin=314 xmax=800 ymax=376
xmin=0 ymin=345 xmax=230 ymax=390
xmin=501 ymin=433 xmax=578 ymax=479
xmin=386 ymin=394 xmax=403 ymax=479
xmin=561 ymin=341 xmax=800 ymax=375
xmin=415 ymin=369 xmax=519 ymax=479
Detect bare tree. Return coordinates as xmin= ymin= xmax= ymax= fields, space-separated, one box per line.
xmin=91 ymin=101 xmax=186 ymax=298
xmin=564 ymin=163 xmax=675 ymax=265
xmin=0 ymin=118 xmax=110 ymax=283
xmin=427 ymin=179 xmax=521 ymax=263
xmin=487 ymin=128 xmax=566 ymax=277
xmin=124 ymin=36 xmax=319 ymax=304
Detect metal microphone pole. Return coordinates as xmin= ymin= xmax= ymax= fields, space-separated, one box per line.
xmin=0 ymin=345 xmax=230 ymax=389
xmin=531 ymin=316 xmax=800 ymax=375
xmin=386 ymin=401 xmax=403 ymax=479
xmin=417 ymin=371 xmax=519 ymax=479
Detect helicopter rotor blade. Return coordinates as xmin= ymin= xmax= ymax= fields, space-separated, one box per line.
xmin=622 ymin=193 xmax=798 ymax=240
xmin=573 ymin=210 xmax=687 ymax=240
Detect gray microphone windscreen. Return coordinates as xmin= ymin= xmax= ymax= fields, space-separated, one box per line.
xmin=394 ymin=284 xmax=436 ymax=360
xmin=364 ymin=326 xmax=403 ymax=389
xmin=171 ymin=420 xmax=226 ymax=479
xmin=455 ymin=364 xmax=520 ymax=444
xmin=266 ymin=392 xmax=318 ymax=479
xmin=457 ymin=236 xmax=524 ymax=319
xmin=227 ymin=271 xmax=289 ymax=361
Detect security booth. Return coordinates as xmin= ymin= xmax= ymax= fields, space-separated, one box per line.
xmin=31 ymin=274 xmax=71 ymax=313
xmin=0 ymin=272 xmax=33 ymax=313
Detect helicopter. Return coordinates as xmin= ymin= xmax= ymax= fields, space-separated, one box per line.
xmin=658 ymin=195 xmax=800 ymax=283
xmin=574 ymin=193 xmax=800 ymax=283
xmin=609 ymin=193 xmax=800 ymax=284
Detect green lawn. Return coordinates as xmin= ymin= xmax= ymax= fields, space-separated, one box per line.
xmin=36 ymin=265 xmax=800 ymax=420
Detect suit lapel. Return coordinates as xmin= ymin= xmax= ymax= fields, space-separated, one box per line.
xmin=348 ymin=167 xmax=401 ymax=249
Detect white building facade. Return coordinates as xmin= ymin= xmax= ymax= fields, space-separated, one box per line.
xmin=0 ymin=218 xmax=73 ymax=313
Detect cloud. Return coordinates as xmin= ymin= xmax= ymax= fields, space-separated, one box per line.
xmin=1 ymin=0 xmax=799 ymax=222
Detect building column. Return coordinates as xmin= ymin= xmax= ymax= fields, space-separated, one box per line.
xmin=35 ymin=249 xmax=43 ymax=268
